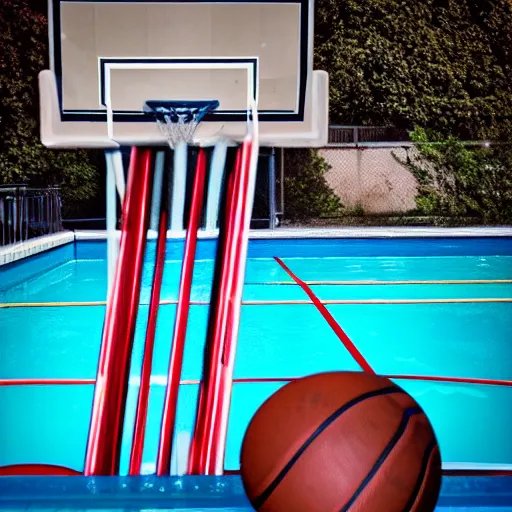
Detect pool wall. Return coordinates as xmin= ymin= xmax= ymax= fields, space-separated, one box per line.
xmin=0 ymin=475 xmax=511 ymax=511
xmin=4 ymin=234 xmax=511 ymax=290
xmin=0 ymin=242 xmax=75 ymax=290
xmin=73 ymin=236 xmax=512 ymax=262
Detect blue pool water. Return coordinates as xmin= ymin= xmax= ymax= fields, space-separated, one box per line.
xmin=1 ymin=237 xmax=512 ymax=478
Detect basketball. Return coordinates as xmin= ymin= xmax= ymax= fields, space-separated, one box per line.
xmin=240 ymin=372 xmax=442 ymax=512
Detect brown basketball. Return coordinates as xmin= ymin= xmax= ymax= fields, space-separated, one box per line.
xmin=240 ymin=372 xmax=442 ymax=512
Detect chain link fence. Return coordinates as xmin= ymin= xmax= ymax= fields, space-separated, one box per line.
xmin=321 ymin=145 xmax=417 ymax=216
xmin=277 ymin=127 xmax=512 ymax=227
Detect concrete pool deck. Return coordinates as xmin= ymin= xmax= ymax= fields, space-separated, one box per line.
xmin=0 ymin=232 xmax=74 ymax=267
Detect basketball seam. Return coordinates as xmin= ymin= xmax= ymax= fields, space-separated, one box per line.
xmin=252 ymin=386 xmax=404 ymax=509
xmin=400 ymin=439 xmax=439 ymax=512
xmin=341 ymin=407 xmax=423 ymax=512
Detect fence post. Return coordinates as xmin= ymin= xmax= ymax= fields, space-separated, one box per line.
xmin=0 ymin=185 xmax=64 ymax=247
xmin=280 ymin=148 xmax=285 ymax=218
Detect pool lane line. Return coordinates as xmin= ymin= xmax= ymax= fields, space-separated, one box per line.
xmin=246 ymin=279 xmax=512 ymax=286
xmin=242 ymin=298 xmax=512 ymax=304
xmin=2 ymin=280 xmax=510 ymax=307
xmin=385 ymin=374 xmax=512 ymax=387
xmin=274 ymin=257 xmax=375 ymax=374
xmin=2 ymin=374 xmax=511 ymax=388
xmin=2 ymin=297 xmax=512 ymax=308
xmin=0 ymin=301 xmax=109 ymax=308
xmin=183 ymin=374 xmax=512 ymax=388
xmin=198 ymin=374 xmax=512 ymax=387
xmin=0 ymin=378 xmax=96 ymax=386
xmin=0 ymin=300 xmax=201 ymax=308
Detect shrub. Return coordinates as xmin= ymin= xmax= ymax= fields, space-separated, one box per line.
xmin=282 ymin=149 xmax=342 ymax=222
xmin=397 ymin=127 xmax=512 ymax=224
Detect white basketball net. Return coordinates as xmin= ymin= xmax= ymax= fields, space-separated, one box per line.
xmin=144 ymin=101 xmax=220 ymax=149
xmin=155 ymin=111 xmax=200 ymax=149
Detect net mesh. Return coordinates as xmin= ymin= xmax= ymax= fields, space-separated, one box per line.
xmin=144 ymin=101 xmax=220 ymax=149
xmin=156 ymin=110 xmax=200 ymax=148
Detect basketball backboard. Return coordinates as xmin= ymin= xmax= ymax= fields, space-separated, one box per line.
xmin=39 ymin=0 xmax=328 ymax=148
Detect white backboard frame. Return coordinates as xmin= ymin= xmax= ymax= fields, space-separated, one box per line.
xmin=101 ymin=58 xmax=259 ymax=140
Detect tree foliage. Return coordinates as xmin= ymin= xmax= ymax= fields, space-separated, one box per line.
xmin=0 ymin=0 xmax=99 ymax=216
xmin=285 ymin=0 xmax=512 ymax=226
xmin=396 ymin=127 xmax=512 ymax=223
xmin=315 ymin=0 xmax=512 ymax=140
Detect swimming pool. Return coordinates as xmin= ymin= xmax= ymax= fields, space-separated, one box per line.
xmin=1 ymin=236 xmax=512 ymax=479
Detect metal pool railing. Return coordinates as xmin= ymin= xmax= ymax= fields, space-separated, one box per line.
xmin=0 ymin=185 xmax=63 ymax=246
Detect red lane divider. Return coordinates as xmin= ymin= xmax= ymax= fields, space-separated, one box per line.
xmin=156 ymin=149 xmax=208 ymax=477
xmin=129 ymin=203 xmax=168 ymax=475
xmin=385 ymin=374 xmax=512 ymax=387
xmin=84 ymin=147 xmax=154 ymax=476
xmin=231 ymin=374 xmax=512 ymax=388
xmin=2 ymin=373 xmax=510 ymax=388
xmin=0 ymin=379 xmax=95 ymax=386
xmin=274 ymin=257 xmax=375 ymax=374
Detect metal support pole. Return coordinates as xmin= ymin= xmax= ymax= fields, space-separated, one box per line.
xmin=204 ymin=140 xmax=228 ymax=233
xmin=280 ymin=147 xmax=285 ymax=217
xmin=105 ymin=149 xmax=123 ymax=296
xmin=150 ymin=151 xmax=165 ymax=232
xmin=170 ymin=143 xmax=187 ymax=234
xmin=268 ymin=148 xmax=277 ymax=229
xmin=112 ymin=150 xmax=126 ymax=204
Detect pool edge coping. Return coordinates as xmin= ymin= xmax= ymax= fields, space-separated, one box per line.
xmin=0 ymin=232 xmax=75 ymax=267
xmin=75 ymin=226 xmax=512 ymax=241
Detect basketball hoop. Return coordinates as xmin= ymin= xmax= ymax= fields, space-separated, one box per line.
xmin=143 ymin=100 xmax=220 ymax=148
